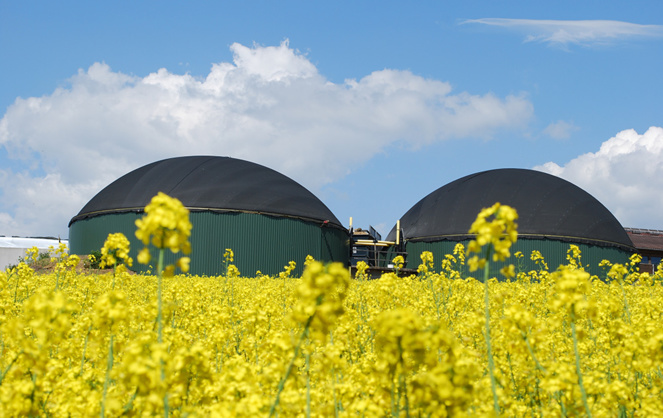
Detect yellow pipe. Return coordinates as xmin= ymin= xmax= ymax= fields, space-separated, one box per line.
xmin=354 ymin=240 xmax=395 ymax=246
xmin=396 ymin=220 xmax=401 ymax=246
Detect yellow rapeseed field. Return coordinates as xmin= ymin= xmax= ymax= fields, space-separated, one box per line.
xmin=1 ymin=195 xmax=662 ymax=417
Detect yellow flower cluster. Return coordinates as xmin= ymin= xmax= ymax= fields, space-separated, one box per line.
xmin=279 ymin=260 xmax=297 ymax=279
xmin=291 ymin=261 xmax=350 ymax=335
xmin=372 ymin=308 xmax=478 ymax=416
xmin=1 ymin=245 xmax=663 ymax=416
xmin=99 ymin=232 xmax=133 ymax=269
xmin=223 ymin=248 xmax=234 ymax=264
xmin=2 ymin=200 xmax=663 ymax=416
xmin=549 ymin=265 xmax=594 ymax=316
xmin=226 ymin=264 xmax=240 ymax=279
xmin=417 ymin=251 xmax=434 ymax=276
xmin=355 ymin=260 xmax=369 ymax=280
xmin=135 ymin=192 xmax=192 ymax=274
xmin=467 ymin=202 xmax=518 ymax=270
xmin=222 ymin=248 xmax=241 ymax=278
xmin=392 ymin=255 xmax=404 ymax=273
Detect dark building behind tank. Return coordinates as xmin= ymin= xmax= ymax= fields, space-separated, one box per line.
xmin=69 ymin=156 xmax=348 ymax=276
xmin=385 ymin=168 xmax=636 ymax=278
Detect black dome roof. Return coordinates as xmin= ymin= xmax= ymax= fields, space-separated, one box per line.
xmin=69 ymin=156 xmax=342 ymax=228
xmin=386 ymin=168 xmax=634 ymax=251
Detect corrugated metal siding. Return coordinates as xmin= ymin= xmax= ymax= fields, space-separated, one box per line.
xmin=70 ymin=212 xmax=349 ymax=277
xmin=404 ymin=238 xmax=633 ymax=279
xmin=69 ymin=213 xmax=137 ymax=257
xmin=321 ymin=228 xmax=350 ymax=264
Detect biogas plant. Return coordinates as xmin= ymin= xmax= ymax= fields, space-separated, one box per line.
xmin=69 ymin=156 xmax=638 ymax=277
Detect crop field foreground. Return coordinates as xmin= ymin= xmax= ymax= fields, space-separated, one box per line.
xmin=2 ymin=198 xmax=663 ymax=417
xmin=2 ymin=247 xmax=663 ymax=417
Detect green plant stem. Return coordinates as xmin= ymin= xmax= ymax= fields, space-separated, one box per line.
xmin=620 ymin=281 xmax=632 ymax=324
xmin=483 ymin=252 xmax=500 ymax=417
xmin=80 ymin=326 xmax=91 ymax=377
xmin=157 ymin=249 xmax=164 ymax=344
xmin=156 ymin=248 xmax=169 ymax=418
xmin=522 ymin=330 xmax=546 ymax=373
xmin=571 ymin=311 xmax=592 ymax=418
xmin=399 ymin=369 xmax=410 ymax=418
xmin=269 ymin=314 xmax=314 ymax=417
xmin=395 ymin=339 xmax=410 ymax=418
xmin=112 ymin=260 xmax=117 ymax=289
xmin=100 ymin=333 xmax=114 ymax=417
xmin=390 ymin=377 xmax=396 ymax=417
xmin=282 ymin=274 xmax=287 ymax=318
xmin=305 ymin=352 xmax=311 ymax=418
xmin=427 ymin=274 xmax=442 ymax=321
xmin=123 ymin=389 xmax=138 ymax=415
xmin=13 ymin=271 xmax=19 ymax=303
xmin=332 ymin=366 xmax=340 ymax=418
xmin=0 ymin=351 xmax=22 ymax=386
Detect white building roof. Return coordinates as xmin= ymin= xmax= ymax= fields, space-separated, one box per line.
xmin=0 ymin=237 xmax=69 ymax=270
xmin=0 ymin=237 xmax=67 ymax=249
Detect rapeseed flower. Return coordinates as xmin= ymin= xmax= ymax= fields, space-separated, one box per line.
xmin=100 ymin=232 xmax=133 ymax=269
xmin=355 ymin=260 xmax=369 ymax=280
xmin=417 ymin=251 xmax=434 ymax=276
xmin=392 ymin=255 xmax=404 ymax=274
xmin=135 ymin=192 xmax=192 ymax=275
xmin=468 ymin=202 xmax=518 ymax=264
xmin=550 ymin=266 xmax=594 ymax=317
xmin=279 ymin=261 xmax=296 ymax=279
xmin=292 ymin=261 xmax=350 ymax=335
xmin=2 ymin=238 xmax=662 ymax=416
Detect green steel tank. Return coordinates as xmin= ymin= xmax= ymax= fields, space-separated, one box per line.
xmin=385 ymin=168 xmax=636 ymax=278
xmin=69 ymin=156 xmax=348 ymax=276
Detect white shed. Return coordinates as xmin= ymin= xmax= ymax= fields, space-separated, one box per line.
xmin=0 ymin=237 xmax=68 ymax=271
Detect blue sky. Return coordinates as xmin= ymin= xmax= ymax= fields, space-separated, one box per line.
xmin=1 ymin=0 xmax=662 ymax=238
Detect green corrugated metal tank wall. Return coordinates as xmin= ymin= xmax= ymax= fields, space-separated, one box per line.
xmin=401 ymin=239 xmax=632 ymax=279
xmin=68 ymin=156 xmax=349 ymax=276
xmin=385 ymin=169 xmax=636 ymax=279
xmin=69 ymin=211 xmax=348 ymax=276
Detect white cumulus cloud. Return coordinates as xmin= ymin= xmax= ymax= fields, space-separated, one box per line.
xmin=462 ymin=18 xmax=663 ymax=48
xmin=536 ymin=126 xmax=663 ymax=229
xmin=544 ymin=120 xmax=579 ymax=140
xmin=0 ymin=40 xmax=533 ymax=238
